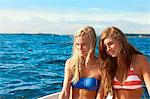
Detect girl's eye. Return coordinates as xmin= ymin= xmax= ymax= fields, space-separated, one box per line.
xmin=76 ymin=43 xmax=79 ymax=46
xmin=108 ymin=42 xmax=113 ymax=46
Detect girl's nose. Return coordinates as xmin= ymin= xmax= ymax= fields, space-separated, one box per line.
xmin=79 ymin=44 xmax=83 ymax=50
xmin=106 ymin=46 xmax=111 ymax=51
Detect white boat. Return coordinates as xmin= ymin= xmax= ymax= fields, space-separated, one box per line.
xmin=38 ymin=92 xmax=60 ymax=99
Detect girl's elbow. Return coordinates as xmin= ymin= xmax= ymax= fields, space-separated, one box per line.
xmin=59 ymin=90 xmax=70 ymax=99
xmin=59 ymin=91 xmax=65 ymax=99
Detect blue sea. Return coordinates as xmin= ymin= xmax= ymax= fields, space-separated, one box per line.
xmin=0 ymin=34 xmax=150 ymax=99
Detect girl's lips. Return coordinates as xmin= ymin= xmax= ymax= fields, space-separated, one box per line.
xmin=108 ymin=50 xmax=115 ymax=55
xmin=79 ymin=50 xmax=85 ymax=53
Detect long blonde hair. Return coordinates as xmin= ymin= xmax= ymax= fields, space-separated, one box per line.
xmin=98 ymin=26 xmax=142 ymax=96
xmin=71 ymin=26 xmax=96 ymax=83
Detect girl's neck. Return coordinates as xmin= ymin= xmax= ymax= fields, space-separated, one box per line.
xmin=84 ymin=53 xmax=96 ymax=66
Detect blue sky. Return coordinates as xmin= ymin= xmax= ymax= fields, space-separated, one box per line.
xmin=0 ymin=0 xmax=150 ymax=34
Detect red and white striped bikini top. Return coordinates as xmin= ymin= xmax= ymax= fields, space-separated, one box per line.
xmin=113 ymin=65 xmax=142 ymax=89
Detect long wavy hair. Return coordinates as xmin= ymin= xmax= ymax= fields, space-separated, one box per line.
xmin=98 ymin=26 xmax=142 ymax=96
xmin=71 ymin=26 xmax=97 ymax=83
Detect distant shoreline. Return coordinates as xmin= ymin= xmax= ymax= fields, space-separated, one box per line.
xmin=125 ymin=34 xmax=150 ymax=37
xmin=0 ymin=33 xmax=150 ymax=37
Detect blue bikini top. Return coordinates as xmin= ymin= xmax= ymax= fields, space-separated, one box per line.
xmin=72 ymin=77 xmax=100 ymax=90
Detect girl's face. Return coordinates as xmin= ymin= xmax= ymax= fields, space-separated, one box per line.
xmin=103 ymin=37 xmax=122 ymax=57
xmin=75 ymin=34 xmax=90 ymax=57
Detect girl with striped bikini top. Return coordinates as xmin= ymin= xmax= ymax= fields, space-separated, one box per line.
xmin=113 ymin=65 xmax=142 ymax=90
xmin=98 ymin=26 xmax=150 ymax=99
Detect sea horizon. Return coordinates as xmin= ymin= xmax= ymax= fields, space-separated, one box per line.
xmin=0 ymin=33 xmax=150 ymax=35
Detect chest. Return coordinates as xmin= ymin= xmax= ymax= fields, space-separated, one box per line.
xmin=115 ymin=64 xmax=142 ymax=83
xmin=80 ymin=65 xmax=100 ymax=79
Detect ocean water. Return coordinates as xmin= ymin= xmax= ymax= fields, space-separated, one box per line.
xmin=0 ymin=34 xmax=150 ymax=99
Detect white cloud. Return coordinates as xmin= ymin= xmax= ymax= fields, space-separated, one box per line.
xmin=0 ymin=9 xmax=150 ymax=34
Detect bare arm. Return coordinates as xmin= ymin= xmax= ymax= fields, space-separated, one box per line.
xmin=96 ymin=60 xmax=106 ymax=99
xmin=141 ymin=56 xmax=150 ymax=95
xmin=96 ymin=70 xmax=106 ymax=99
xmin=137 ymin=55 xmax=150 ymax=95
xmin=96 ymin=85 xmax=106 ymax=99
xmin=59 ymin=59 xmax=72 ymax=99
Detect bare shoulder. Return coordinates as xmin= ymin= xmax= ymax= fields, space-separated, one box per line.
xmin=133 ymin=54 xmax=149 ymax=64
xmin=65 ymin=58 xmax=74 ymax=70
xmin=133 ymin=54 xmax=150 ymax=71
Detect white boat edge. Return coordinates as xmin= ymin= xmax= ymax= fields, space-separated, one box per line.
xmin=38 ymin=92 xmax=113 ymax=99
xmin=38 ymin=92 xmax=60 ymax=99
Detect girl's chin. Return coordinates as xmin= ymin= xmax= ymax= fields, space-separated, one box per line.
xmin=111 ymin=55 xmax=117 ymax=57
xmin=79 ymin=53 xmax=86 ymax=57
xmin=109 ymin=54 xmax=117 ymax=57
xmin=108 ymin=51 xmax=121 ymax=57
